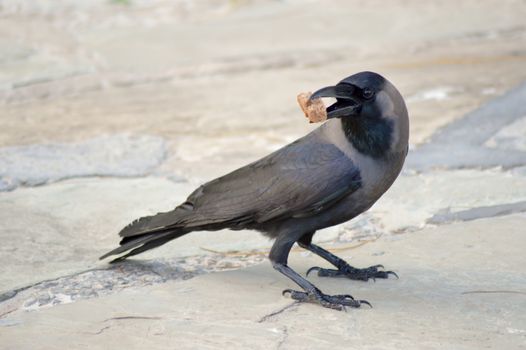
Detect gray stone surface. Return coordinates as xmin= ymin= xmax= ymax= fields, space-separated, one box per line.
xmin=0 ymin=177 xmax=192 ymax=290
xmin=427 ymin=200 xmax=526 ymax=224
xmin=407 ymin=82 xmax=526 ymax=171
xmin=0 ymin=134 xmax=167 ymax=191
xmin=367 ymin=168 xmax=526 ymax=233
xmin=2 ymin=215 xmax=525 ymax=349
xmin=0 ymin=253 xmax=266 ymax=312
xmin=486 ymin=116 xmax=526 ymax=152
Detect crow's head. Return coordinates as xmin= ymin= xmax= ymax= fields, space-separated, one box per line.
xmin=311 ymin=71 xmax=409 ymax=156
xmin=310 ymin=71 xmax=406 ymax=120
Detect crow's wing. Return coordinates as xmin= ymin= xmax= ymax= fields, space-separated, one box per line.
xmin=177 ymin=136 xmax=362 ymax=228
xmin=118 ymin=135 xmax=361 ymax=239
xmin=103 ymin=135 xmax=362 ymax=260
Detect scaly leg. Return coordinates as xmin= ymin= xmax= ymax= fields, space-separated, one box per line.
xmin=270 ymin=231 xmax=370 ymax=310
xmin=298 ymin=233 xmax=398 ymax=281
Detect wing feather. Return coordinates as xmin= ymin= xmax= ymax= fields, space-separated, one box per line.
xmin=179 ymin=135 xmax=361 ymax=227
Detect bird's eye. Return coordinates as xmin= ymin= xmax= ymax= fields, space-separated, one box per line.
xmin=362 ymin=88 xmax=374 ymax=99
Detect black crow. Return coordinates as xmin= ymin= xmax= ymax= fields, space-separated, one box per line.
xmin=101 ymin=71 xmax=409 ymax=310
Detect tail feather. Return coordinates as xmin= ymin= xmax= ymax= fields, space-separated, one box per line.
xmin=100 ymin=232 xmax=162 ymax=260
xmin=101 ymin=207 xmax=195 ymax=262
xmin=119 ymin=211 xmax=184 ymax=238
xmin=100 ymin=229 xmax=186 ymax=262
xmin=108 ymin=232 xmax=179 ymax=263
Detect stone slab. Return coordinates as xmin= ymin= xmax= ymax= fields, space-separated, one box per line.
xmin=1 ymin=214 xmax=525 ymax=349
xmin=0 ymin=134 xmax=167 ymax=191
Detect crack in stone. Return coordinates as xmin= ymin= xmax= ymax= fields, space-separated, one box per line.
xmin=0 ymin=134 xmax=168 ymax=191
xmin=0 ymin=254 xmax=266 ymax=314
xmin=0 ymin=308 xmax=17 ymax=318
xmin=461 ymin=290 xmax=526 ymax=296
xmin=104 ymin=316 xmax=163 ymax=322
xmin=93 ymin=325 xmax=111 ymax=335
xmin=0 ymin=266 xmax=109 ymax=303
xmin=258 ymin=302 xmax=299 ymax=323
xmin=427 ymin=201 xmax=526 ymax=225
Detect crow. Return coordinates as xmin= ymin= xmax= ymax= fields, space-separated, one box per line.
xmin=101 ymin=71 xmax=409 ymax=310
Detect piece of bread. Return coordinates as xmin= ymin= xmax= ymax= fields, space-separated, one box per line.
xmin=297 ymin=92 xmax=327 ymax=123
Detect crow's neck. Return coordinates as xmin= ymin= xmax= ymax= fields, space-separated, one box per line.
xmin=341 ymin=117 xmax=393 ymax=158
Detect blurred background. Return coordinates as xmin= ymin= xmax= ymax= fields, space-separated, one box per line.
xmin=2 ymin=0 xmax=525 ymax=181
xmin=1 ymin=1 xmax=526 ymax=347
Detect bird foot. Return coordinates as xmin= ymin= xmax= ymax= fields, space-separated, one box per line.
xmin=306 ymin=264 xmax=398 ymax=281
xmin=282 ymin=288 xmax=371 ymax=310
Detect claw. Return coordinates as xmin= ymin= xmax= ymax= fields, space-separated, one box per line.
xmin=306 ymin=266 xmax=321 ymax=276
xmin=358 ymin=300 xmax=373 ymax=308
xmin=282 ymin=289 xmax=293 ymax=297
xmin=282 ymin=288 xmax=366 ymax=310
xmin=341 ymin=294 xmax=355 ymax=300
xmin=386 ymin=271 xmax=399 ymax=279
xmin=333 ymin=294 xmax=355 ymax=301
xmin=306 ymin=263 xmax=397 ymax=282
xmin=283 ymin=289 xmax=309 ymax=301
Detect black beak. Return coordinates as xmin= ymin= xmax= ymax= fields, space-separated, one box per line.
xmin=309 ymin=83 xmax=362 ymax=119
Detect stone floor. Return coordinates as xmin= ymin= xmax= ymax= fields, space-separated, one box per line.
xmin=1 ymin=1 xmax=526 ymax=349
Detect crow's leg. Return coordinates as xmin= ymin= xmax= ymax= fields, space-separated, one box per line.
xmin=269 ymin=231 xmax=370 ymax=310
xmin=298 ymin=232 xmax=397 ymax=281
